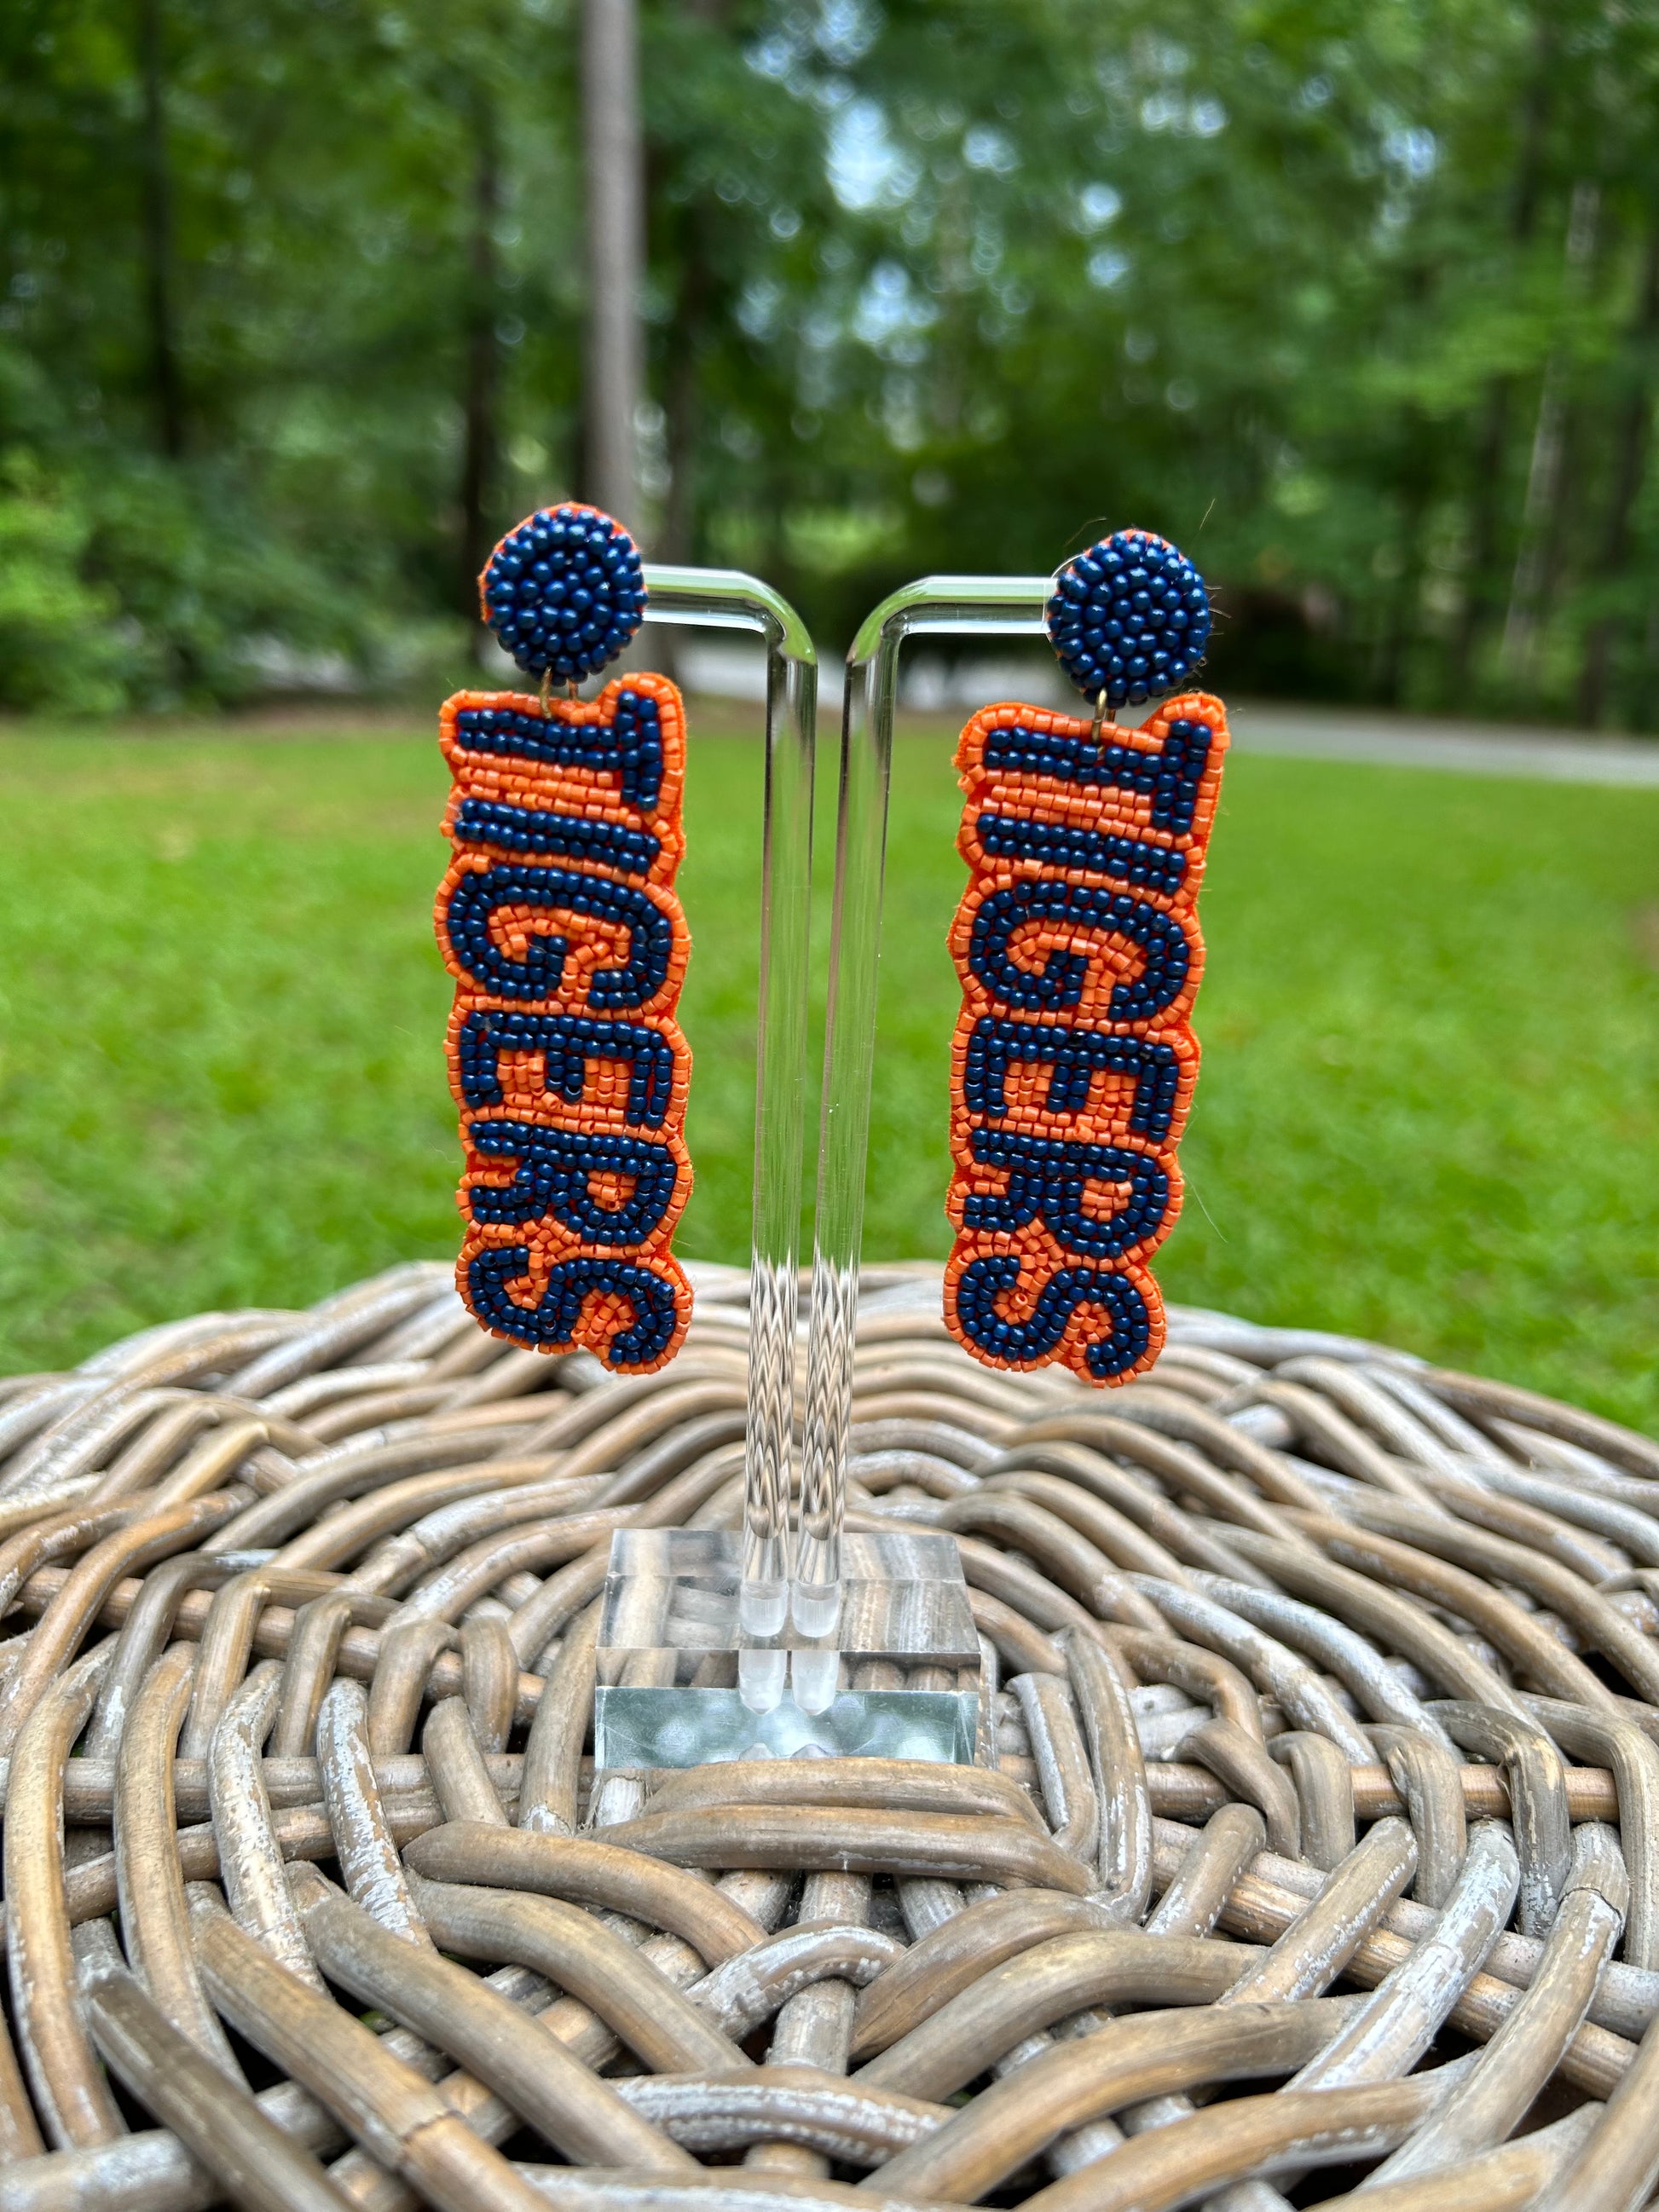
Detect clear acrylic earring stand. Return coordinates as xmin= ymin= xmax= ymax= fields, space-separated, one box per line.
xmin=592 ymin=564 xmax=818 ymax=1766
xmin=594 ymin=569 xmax=1058 ymax=1767
xmin=782 ymin=577 xmax=1057 ymax=1759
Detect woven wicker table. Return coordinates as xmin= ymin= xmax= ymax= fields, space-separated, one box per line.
xmin=0 ymin=1259 xmax=1656 ymax=2212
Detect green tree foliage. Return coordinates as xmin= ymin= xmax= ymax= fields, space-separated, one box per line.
xmin=3 ymin=0 xmax=1656 ymax=722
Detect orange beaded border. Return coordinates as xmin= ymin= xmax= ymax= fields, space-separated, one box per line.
xmin=943 ymin=691 xmax=1229 ymax=1386
xmin=433 ymin=673 xmax=693 ymax=1372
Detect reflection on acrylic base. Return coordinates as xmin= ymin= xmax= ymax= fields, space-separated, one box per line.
xmin=593 ymin=1685 xmax=979 ymax=1768
xmin=593 ymin=1527 xmax=982 ymax=1770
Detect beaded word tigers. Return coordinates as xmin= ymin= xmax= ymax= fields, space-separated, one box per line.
xmin=435 ymin=503 xmax=694 ymax=1373
xmin=944 ymin=528 xmax=1228 ymax=1386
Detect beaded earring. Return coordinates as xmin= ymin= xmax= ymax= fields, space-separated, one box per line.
xmin=434 ymin=503 xmax=694 ymax=1373
xmin=943 ymin=528 xmax=1228 ymax=1386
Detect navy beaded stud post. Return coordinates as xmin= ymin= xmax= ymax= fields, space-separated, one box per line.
xmin=1045 ymin=528 xmax=1210 ymax=713
xmin=942 ymin=524 xmax=1229 ymax=1392
xmin=436 ymin=503 xmax=697 ymax=1376
xmin=480 ymin=502 xmax=647 ymax=693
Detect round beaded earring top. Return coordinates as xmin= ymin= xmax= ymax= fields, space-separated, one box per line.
xmin=481 ymin=503 xmax=647 ymax=684
xmin=1047 ymin=528 xmax=1210 ymax=708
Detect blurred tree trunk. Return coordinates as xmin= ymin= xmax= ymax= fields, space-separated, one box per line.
xmin=1578 ymin=225 xmax=1659 ymax=725
xmin=459 ymin=90 xmax=502 ymax=654
xmin=1451 ymin=384 xmax=1510 ymax=685
xmin=581 ymin=0 xmax=644 ymax=534
xmin=1450 ymin=15 xmax=1552 ymax=687
xmin=136 ymin=0 xmax=184 ymax=458
xmin=1502 ymin=179 xmax=1600 ymax=680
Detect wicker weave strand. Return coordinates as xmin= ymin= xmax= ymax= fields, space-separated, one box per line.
xmin=0 ymin=1261 xmax=1654 ymax=2211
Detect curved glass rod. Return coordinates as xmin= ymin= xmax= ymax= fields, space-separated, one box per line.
xmin=640 ymin=563 xmax=817 ymax=1645
xmin=793 ymin=573 xmax=1055 ymax=1636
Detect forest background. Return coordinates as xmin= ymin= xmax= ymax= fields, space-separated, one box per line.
xmin=4 ymin=0 xmax=1659 ymax=725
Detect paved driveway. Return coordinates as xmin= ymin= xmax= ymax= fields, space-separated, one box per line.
xmin=1228 ymin=702 xmax=1659 ymax=785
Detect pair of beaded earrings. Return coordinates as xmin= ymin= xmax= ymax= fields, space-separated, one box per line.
xmin=434 ymin=510 xmax=1227 ymax=1388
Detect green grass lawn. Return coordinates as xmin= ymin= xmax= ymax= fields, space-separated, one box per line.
xmin=0 ymin=712 xmax=1654 ymax=1431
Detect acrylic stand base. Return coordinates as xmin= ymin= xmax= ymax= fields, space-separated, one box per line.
xmin=593 ymin=1528 xmax=981 ymax=1770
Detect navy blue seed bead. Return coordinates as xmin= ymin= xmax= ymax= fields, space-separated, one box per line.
xmin=1044 ymin=529 xmax=1211 ymax=706
xmin=479 ymin=505 xmax=649 ymax=682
